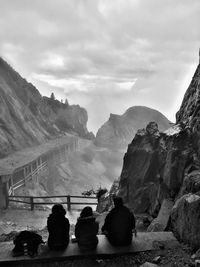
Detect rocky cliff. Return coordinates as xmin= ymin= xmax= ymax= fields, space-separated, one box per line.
xmin=118 ymin=122 xmax=193 ymax=214
xmin=99 ymin=52 xmax=200 ymax=249
xmin=95 ymin=106 xmax=171 ymax=149
xmin=0 ymin=57 xmax=93 ymax=158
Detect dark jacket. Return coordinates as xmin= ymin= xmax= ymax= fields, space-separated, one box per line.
xmin=75 ymin=216 xmax=99 ymax=250
xmin=102 ymin=205 xmax=135 ymax=246
xmin=47 ymin=214 xmax=70 ymax=250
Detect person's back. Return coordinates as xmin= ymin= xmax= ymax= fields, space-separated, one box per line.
xmin=47 ymin=204 xmax=70 ymax=250
xmin=75 ymin=206 xmax=99 ymax=251
xmin=102 ymin=197 xmax=135 ymax=246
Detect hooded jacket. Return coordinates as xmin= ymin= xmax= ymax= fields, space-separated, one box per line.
xmin=102 ymin=205 xmax=135 ymax=246
xmin=75 ymin=216 xmax=99 ymax=250
xmin=47 ymin=213 xmax=70 ymax=250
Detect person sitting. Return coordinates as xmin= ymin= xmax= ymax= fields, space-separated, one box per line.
xmin=47 ymin=204 xmax=70 ymax=250
xmin=75 ymin=206 xmax=99 ymax=251
xmin=101 ymin=196 xmax=136 ymax=246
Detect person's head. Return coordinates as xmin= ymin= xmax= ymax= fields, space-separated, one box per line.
xmin=113 ymin=196 xmax=123 ymax=208
xmin=52 ymin=204 xmax=66 ymax=216
xmin=80 ymin=206 xmax=93 ymax=218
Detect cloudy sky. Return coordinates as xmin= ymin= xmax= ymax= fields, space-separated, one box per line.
xmin=0 ymin=0 xmax=199 ymax=133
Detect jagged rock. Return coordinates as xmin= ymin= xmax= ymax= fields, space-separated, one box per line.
xmin=96 ymin=179 xmax=119 ymax=213
xmin=95 ymin=106 xmax=171 ymax=149
xmin=116 ymin=119 xmax=193 ymax=214
xmin=146 ymin=122 xmax=159 ymax=136
xmin=171 ymin=193 xmax=200 ymax=249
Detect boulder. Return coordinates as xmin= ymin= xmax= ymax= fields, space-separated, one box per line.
xmin=147 ymin=199 xmax=174 ymax=232
xmin=171 ymin=193 xmax=200 ymax=249
xmin=96 ymin=179 xmax=119 ymax=213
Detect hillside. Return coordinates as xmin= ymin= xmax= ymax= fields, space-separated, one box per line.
xmin=95 ymin=106 xmax=171 ymax=149
xmin=0 ymin=58 xmax=93 ymax=158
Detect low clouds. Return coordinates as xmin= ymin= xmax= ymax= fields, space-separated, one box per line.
xmin=0 ymin=0 xmax=199 ymax=133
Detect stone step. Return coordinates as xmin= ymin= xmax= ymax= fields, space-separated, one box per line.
xmin=0 ymin=232 xmax=180 ymax=265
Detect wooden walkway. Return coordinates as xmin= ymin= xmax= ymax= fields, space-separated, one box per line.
xmin=0 ymin=232 xmax=180 ymax=266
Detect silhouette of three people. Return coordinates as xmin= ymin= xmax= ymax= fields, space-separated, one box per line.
xmin=47 ymin=197 xmax=136 ymax=251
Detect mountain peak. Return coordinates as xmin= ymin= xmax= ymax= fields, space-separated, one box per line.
xmin=95 ymin=106 xmax=171 ymax=149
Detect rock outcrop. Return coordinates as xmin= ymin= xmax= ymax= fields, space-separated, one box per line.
xmin=118 ymin=122 xmax=192 ymax=214
xmin=171 ymin=194 xmax=200 ymax=249
xmin=95 ymin=106 xmax=171 ymax=149
xmin=0 ymin=57 xmax=93 ymax=158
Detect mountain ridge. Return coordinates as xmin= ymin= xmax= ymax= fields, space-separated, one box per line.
xmin=95 ymin=105 xmax=171 ymax=149
xmin=0 ymin=57 xmax=94 ymax=158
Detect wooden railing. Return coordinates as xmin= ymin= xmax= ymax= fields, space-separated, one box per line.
xmin=8 ymin=162 xmax=47 ymax=196
xmin=6 ymin=137 xmax=78 ymax=198
xmin=7 ymin=195 xmax=98 ymax=211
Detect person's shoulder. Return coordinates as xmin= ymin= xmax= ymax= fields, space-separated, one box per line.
xmin=75 ymin=217 xmax=82 ymax=225
xmin=47 ymin=214 xmax=53 ymax=221
xmin=65 ymin=217 xmax=70 ymax=223
xmin=109 ymin=207 xmax=117 ymax=213
xmin=122 ymin=205 xmax=134 ymax=214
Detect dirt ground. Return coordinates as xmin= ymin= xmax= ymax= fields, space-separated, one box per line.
xmin=2 ymin=246 xmax=194 ymax=267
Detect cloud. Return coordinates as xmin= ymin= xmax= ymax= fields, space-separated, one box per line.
xmin=0 ymin=0 xmax=199 ymax=133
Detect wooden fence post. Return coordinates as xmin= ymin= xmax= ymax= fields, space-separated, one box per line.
xmin=67 ymin=195 xmax=71 ymax=211
xmin=30 ymin=197 xmax=34 ymax=211
xmin=5 ymin=195 xmax=9 ymax=209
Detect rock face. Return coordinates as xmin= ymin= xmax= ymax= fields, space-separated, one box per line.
xmin=171 ymin=194 xmax=200 ymax=249
xmin=99 ymin=52 xmax=200 ymax=248
xmin=0 ymin=58 xmax=93 ymax=158
xmin=118 ymin=122 xmax=192 ymax=214
xmin=176 ymin=60 xmax=200 ymax=127
xmin=95 ymin=106 xmax=171 ymax=149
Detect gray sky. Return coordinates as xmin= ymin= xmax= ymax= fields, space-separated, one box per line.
xmin=0 ymin=0 xmax=199 ymax=133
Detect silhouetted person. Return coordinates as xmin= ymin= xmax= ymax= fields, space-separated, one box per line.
xmin=75 ymin=206 xmax=99 ymax=251
xmin=102 ymin=196 xmax=135 ymax=246
xmin=47 ymin=204 xmax=70 ymax=250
